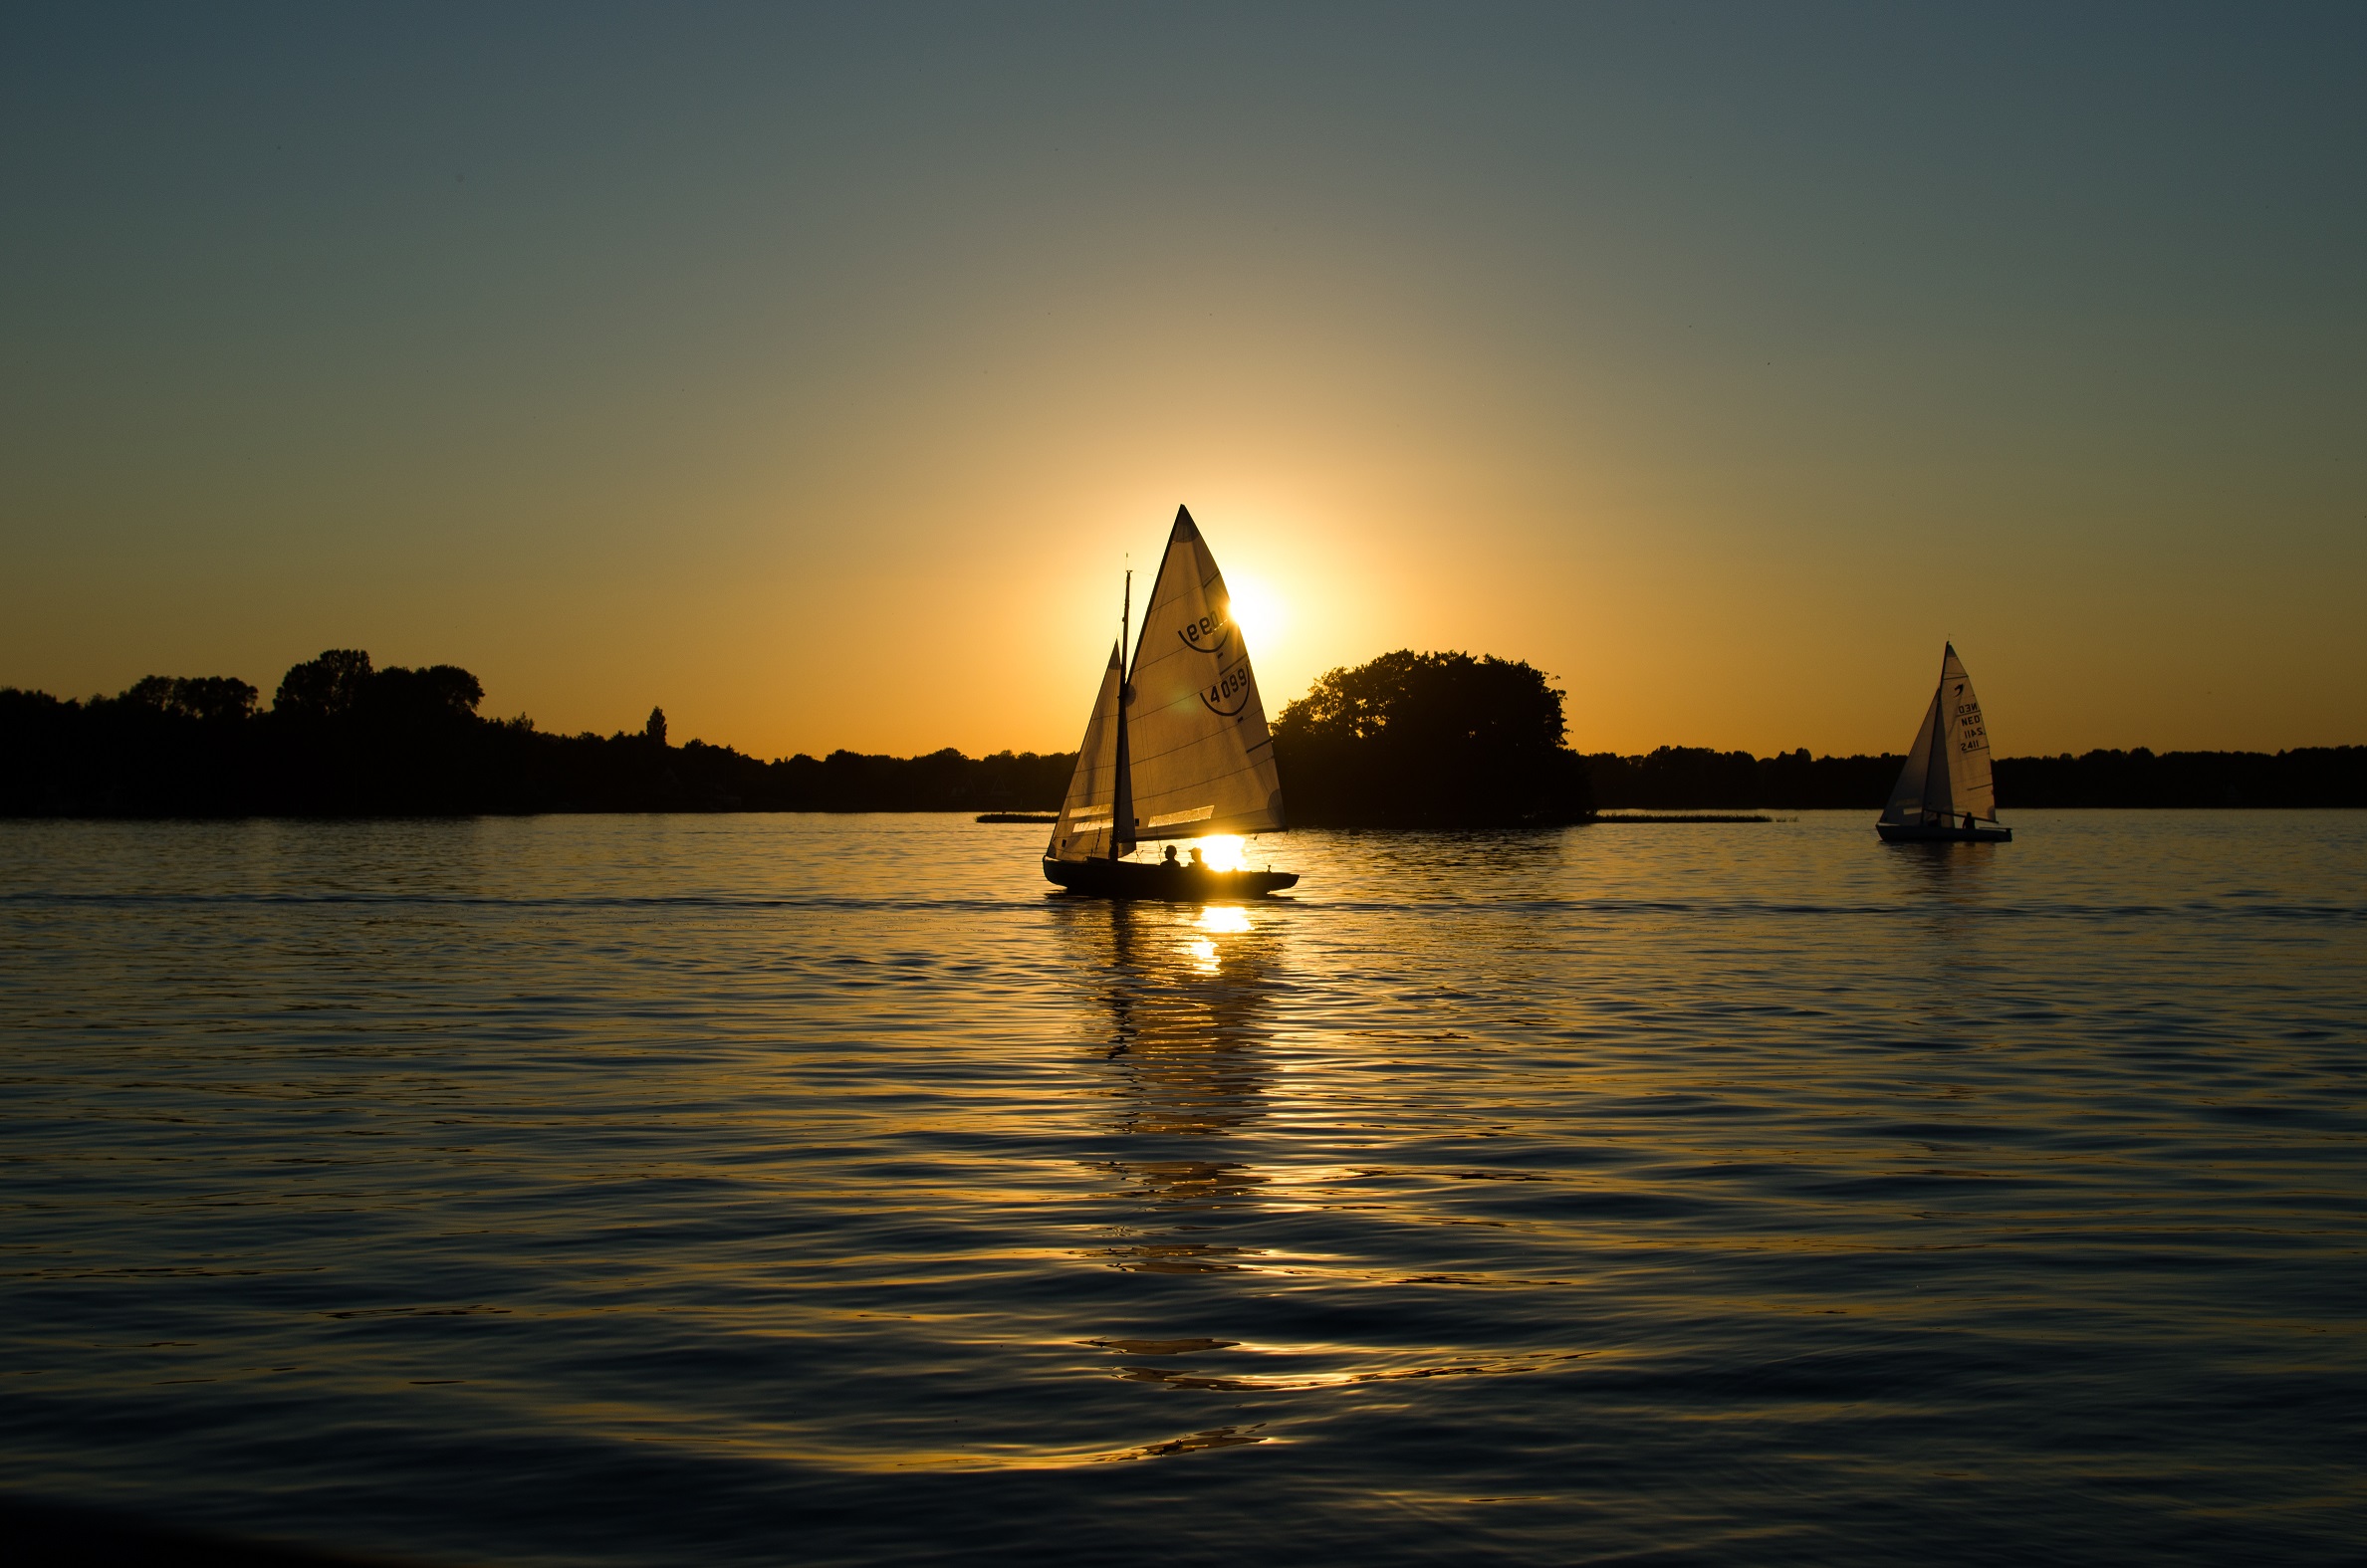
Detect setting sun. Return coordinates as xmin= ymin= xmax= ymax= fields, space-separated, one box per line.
xmin=1194 ymin=834 xmax=1251 ymax=871
xmin=1224 ymin=577 xmax=1283 ymax=647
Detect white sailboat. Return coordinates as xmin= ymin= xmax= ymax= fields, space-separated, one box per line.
xmin=1043 ymin=506 xmax=1298 ymax=898
xmin=1877 ymin=643 xmax=2012 ymax=843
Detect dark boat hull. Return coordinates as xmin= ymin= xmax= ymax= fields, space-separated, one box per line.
xmin=1043 ymin=856 xmax=1299 ymax=900
xmin=1877 ymin=821 xmax=2012 ymax=843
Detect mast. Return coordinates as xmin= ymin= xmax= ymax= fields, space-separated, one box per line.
xmin=1111 ymin=570 xmax=1133 ymax=861
xmin=1926 ymin=646 xmax=1953 ymax=824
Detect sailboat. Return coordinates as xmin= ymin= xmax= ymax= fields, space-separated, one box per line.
xmin=1877 ymin=642 xmax=2012 ymax=843
xmin=1043 ymin=506 xmax=1299 ymax=898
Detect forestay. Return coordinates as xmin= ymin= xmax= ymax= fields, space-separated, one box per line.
xmin=1048 ymin=644 xmax=1128 ymax=862
xmin=1121 ymin=508 xmax=1285 ymax=841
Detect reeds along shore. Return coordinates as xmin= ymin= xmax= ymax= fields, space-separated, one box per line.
xmin=4 ymin=651 xmax=2363 ymax=817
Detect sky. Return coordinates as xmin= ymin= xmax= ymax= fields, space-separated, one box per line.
xmin=3 ymin=3 xmax=2362 ymax=759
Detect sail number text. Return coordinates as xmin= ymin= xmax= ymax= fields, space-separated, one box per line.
xmin=1178 ymin=611 xmax=1232 ymax=653
xmin=1953 ymin=700 xmax=1988 ymax=753
xmin=1199 ymin=662 xmax=1254 ymax=717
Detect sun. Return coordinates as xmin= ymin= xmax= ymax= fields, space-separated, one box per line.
xmin=1195 ymin=834 xmax=1247 ymax=871
xmin=1224 ymin=575 xmax=1283 ymax=645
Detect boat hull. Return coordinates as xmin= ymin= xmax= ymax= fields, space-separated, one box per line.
xmin=1043 ymin=856 xmax=1299 ymax=900
xmin=1877 ymin=821 xmax=2012 ymax=843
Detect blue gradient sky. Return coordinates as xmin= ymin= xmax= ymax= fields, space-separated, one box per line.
xmin=4 ymin=3 xmax=2361 ymax=757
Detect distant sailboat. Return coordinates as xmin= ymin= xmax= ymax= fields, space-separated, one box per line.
xmin=1044 ymin=507 xmax=1299 ymax=898
xmin=1877 ymin=643 xmax=2012 ymax=843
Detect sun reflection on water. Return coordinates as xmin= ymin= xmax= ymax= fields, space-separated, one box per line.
xmin=1184 ymin=902 xmax=1253 ymax=971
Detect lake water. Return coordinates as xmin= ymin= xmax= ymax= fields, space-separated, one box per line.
xmin=2 ymin=812 xmax=2362 ymax=1566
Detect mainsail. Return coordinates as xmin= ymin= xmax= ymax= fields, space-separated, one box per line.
xmin=1046 ymin=507 xmax=1285 ymax=863
xmin=1881 ymin=643 xmax=1996 ymax=826
xmin=1118 ymin=507 xmax=1285 ymax=841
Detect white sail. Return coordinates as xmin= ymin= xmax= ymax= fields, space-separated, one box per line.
xmin=1048 ymin=643 xmax=1127 ymax=862
xmin=1880 ymin=642 xmax=1997 ymax=826
xmin=1880 ymin=687 xmax=1943 ymax=826
xmin=1939 ymin=644 xmax=1996 ymax=821
xmin=1121 ymin=508 xmax=1285 ymax=841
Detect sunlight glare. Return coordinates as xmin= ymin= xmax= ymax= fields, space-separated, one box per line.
xmin=1197 ymin=834 xmax=1247 ymax=871
xmin=1223 ymin=577 xmax=1282 ymax=646
xmin=1198 ymin=906 xmax=1252 ymax=934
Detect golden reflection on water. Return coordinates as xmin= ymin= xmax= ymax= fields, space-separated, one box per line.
xmin=1045 ymin=897 xmax=1559 ymax=1436
xmin=1054 ymin=899 xmax=1286 ymax=1286
xmin=14 ymin=816 xmax=2361 ymax=1533
xmin=1062 ymin=900 xmax=1278 ymax=1131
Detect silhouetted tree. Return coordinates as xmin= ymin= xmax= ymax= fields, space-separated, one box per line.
xmin=362 ymin=664 xmax=483 ymax=723
xmin=1273 ymin=650 xmax=1592 ymax=826
xmin=120 ymin=676 xmax=177 ymax=710
xmin=273 ymin=649 xmax=375 ymax=721
xmin=122 ymin=675 xmax=260 ymax=724
xmin=645 ymin=707 xmax=667 ymax=747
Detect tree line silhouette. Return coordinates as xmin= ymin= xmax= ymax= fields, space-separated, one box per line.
xmin=0 ymin=651 xmax=1069 ymax=816
xmin=3 ymin=647 xmax=2360 ymax=817
xmin=1582 ymin=745 xmax=2367 ymax=808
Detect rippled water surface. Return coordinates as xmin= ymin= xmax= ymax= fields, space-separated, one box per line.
xmin=3 ymin=812 xmax=2362 ymax=1565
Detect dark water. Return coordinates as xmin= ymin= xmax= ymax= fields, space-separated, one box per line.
xmin=3 ymin=812 xmax=2362 ymax=1566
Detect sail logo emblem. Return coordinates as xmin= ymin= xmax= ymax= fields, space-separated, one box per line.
xmin=1178 ymin=609 xmax=1232 ymax=655
xmin=1955 ymin=700 xmax=1987 ymax=752
xmin=1200 ymin=662 xmax=1254 ymax=716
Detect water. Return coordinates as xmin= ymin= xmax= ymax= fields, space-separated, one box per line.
xmin=2 ymin=812 xmax=2362 ymax=1566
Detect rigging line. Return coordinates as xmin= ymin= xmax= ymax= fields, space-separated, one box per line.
xmin=1127 ymin=546 xmax=1194 ymax=672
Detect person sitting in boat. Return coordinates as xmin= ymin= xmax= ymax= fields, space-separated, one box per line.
xmin=1189 ymin=845 xmax=1208 ymax=871
xmin=1161 ymin=844 xmax=1180 ymax=871
xmin=1964 ymin=811 xmax=1978 ymax=832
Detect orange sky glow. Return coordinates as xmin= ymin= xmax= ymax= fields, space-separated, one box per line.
xmin=4 ymin=9 xmax=2361 ymax=760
